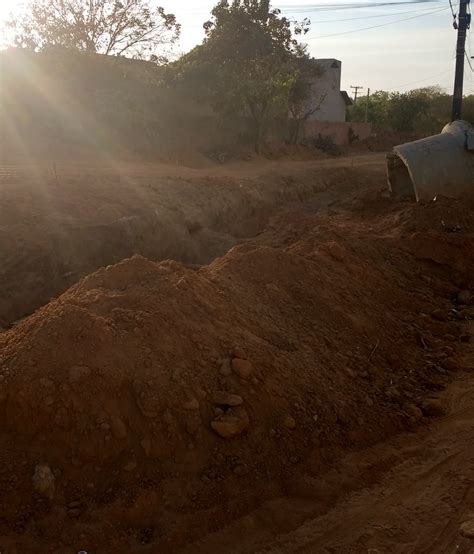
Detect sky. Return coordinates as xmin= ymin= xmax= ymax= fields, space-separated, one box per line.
xmin=0 ymin=0 xmax=472 ymax=94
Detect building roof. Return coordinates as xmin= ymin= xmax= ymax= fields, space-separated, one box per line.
xmin=340 ymin=91 xmax=353 ymax=106
xmin=312 ymin=58 xmax=342 ymax=69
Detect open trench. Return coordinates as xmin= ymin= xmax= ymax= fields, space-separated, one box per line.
xmin=0 ymin=157 xmax=385 ymax=328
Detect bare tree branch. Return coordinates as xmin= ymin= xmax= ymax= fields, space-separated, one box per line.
xmin=7 ymin=0 xmax=180 ymax=60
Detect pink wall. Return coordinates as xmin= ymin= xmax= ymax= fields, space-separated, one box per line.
xmin=304 ymin=121 xmax=372 ymax=145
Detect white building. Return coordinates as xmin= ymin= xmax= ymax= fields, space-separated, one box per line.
xmin=306 ymin=59 xmax=352 ymax=123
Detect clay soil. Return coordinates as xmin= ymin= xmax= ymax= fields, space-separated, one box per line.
xmin=0 ymin=154 xmax=474 ymax=553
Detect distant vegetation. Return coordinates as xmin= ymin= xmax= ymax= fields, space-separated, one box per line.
xmin=349 ymin=87 xmax=474 ymax=134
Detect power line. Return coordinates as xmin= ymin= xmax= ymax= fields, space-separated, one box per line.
xmin=306 ymin=6 xmax=448 ymax=39
xmin=466 ymin=50 xmax=474 ymax=71
xmin=449 ymin=0 xmax=457 ymax=20
xmin=175 ymin=1 xmax=443 ymax=16
xmin=311 ymin=5 xmax=447 ymax=24
xmin=278 ymin=0 xmax=442 ymax=13
xmin=389 ymin=68 xmax=453 ymax=89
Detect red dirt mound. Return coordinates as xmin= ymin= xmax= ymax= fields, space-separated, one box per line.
xmin=0 ymin=191 xmax=472 ymax=552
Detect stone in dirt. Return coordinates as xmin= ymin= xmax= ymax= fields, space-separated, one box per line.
xmin=211 ymin=407 xmax=250 ymax=439
xmin=431 ymin=308 xmax=447 ymax=322
xmin=233 ymin=464 xmax=250 ymax=476
xmin=404 ymin=403 xmax=423 ymax=421
xmin=460 ymin=519 xmax=474 ymax=538
xmin=68 ymin=365 xmax=91 ymax=383
xmin=233 ymin=346 xmax=247 ymax=360
xmin=283 ymin=415 xmax=297 ymax=430
xmin=183 ymin=398 xmax=200 ymax=410
xmin=420 ymin=398 xmax=445 ymax=417
xmin=231 ymin=358 xmax=253 ymax=379
xmin=219 ymin=358 xmax=232 ymax=376
xmin=212 ymin=391 xmax=243 ymax=406
xmin=33 ymin=464 xmax=56 ymax=500
xmin=140 ymin=438 xmax=151 ymax=457
xmin=110 ymin=417 xmax=128 ymax=439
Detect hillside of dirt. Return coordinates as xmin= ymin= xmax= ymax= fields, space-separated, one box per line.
xmin=0 ymin=156 xmax=473 ymax=553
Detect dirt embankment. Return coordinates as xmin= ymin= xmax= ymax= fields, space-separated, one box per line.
xmin=0 ymin=159 xmax=473 ymax=552
xmin=0 ymin=156 xmax=383 ymax=328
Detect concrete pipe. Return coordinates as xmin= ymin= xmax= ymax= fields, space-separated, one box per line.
xmin=387 ymin=120 xmax=474 ymax=202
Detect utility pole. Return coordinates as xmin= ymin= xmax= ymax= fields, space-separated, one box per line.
xmin=451 ymin=0 xmax=471 ymax=121
xmin=350 ymin=85 xmax=363 ymax=102
xmin=364 ymin=88 xmax=371 ymax=123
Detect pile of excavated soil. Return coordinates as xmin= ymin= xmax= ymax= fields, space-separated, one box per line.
xmin=0 ymin=184 xmax=473 ymax=552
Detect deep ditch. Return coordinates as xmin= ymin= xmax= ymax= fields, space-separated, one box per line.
xmin=0 ymin=163 xmax=384 ymax=328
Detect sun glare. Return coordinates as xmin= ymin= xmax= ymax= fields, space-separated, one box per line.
xmin=0 ymin=1 xmax=19 ymax=22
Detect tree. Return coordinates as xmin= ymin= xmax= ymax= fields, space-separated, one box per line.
xmin=173 ymin=0 xmax=310 ymax=152
xmin=7 ymin=0 xmax=180 ymax=61
xmin=387 ymin=90 xmax=430 ymax=132
xmin=288 ymin=58 xmax=326 ymax=144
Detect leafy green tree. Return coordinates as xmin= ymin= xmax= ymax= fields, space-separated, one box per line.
xmin=348 ymin=87 xmax=474 ymax=133
xmin=173 ymin=0 xmax=310 ymax=152
xmin=387 ymin=90 xmax=430 ymax=132
xmin=6 ymin=0 xmax=180 ymax=61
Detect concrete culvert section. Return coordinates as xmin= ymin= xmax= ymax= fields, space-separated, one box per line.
xmin=387 ymin=120 xmax=474 ymax=202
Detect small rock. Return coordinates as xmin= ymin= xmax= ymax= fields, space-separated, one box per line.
xmin=123 ymin=461 xmax=137 ymax=472
xmin=140 ymin=438 xmax=151 ymax=457
xmin=233 ymin=346 xmax=247 ymax=360
xmin=44 ymin=395 xmax=55 ymax=407
xmin=442 ymin=357 xmax=458 ymax=372
xmin=458 ymin=290 xmax=472 ymax=305
xmin=212 ymin=391 xmax=243 ymax=406
xmin=39 ymin=378 xmax=55 ymax=389
xmin=344 ymin=367 xmax=357 ymax=378
xmin=385 ymin=387 xmax=401 ymax=400
xmin=67 ymin=508 xmax=82 ymax=518
xmin=431 ymin=309 xmax=446 ymax=322
xmin=33 ymin=464 xmax=56 ymax=500
xmin=68 ymin=365 xmax=91 ymax=383
xmin=110 ymin=417 xmax=128 ymax=440
xmin=210 ymin=408 xmax=250 ymax=439
xmin=219 ymin=358 xmax=232 ymax=376
xmin=283 ymin=415 xmax=296 ymax=430
xmin=404 ymin=403 xmax=423 ymax=421
xmin=67 ymin=500 xmax=82 ymax=509
xmin=421 ymin=398 xmax=445 ymax=417
xmin=460 ymin=519 xmax=474 ymax=538
xmin=183 ymin=398 xmax=200 ymax=411
xmin=214 ymin=407 xmax=225 ymax=417
xmin=231 ymin=358 xmax=253 ymax=379
xmin=233 ymin=464 xmax=250 ymax=476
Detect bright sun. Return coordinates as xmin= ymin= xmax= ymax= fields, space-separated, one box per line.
xmin=0 ymin=1 xmax=20 ymax=22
